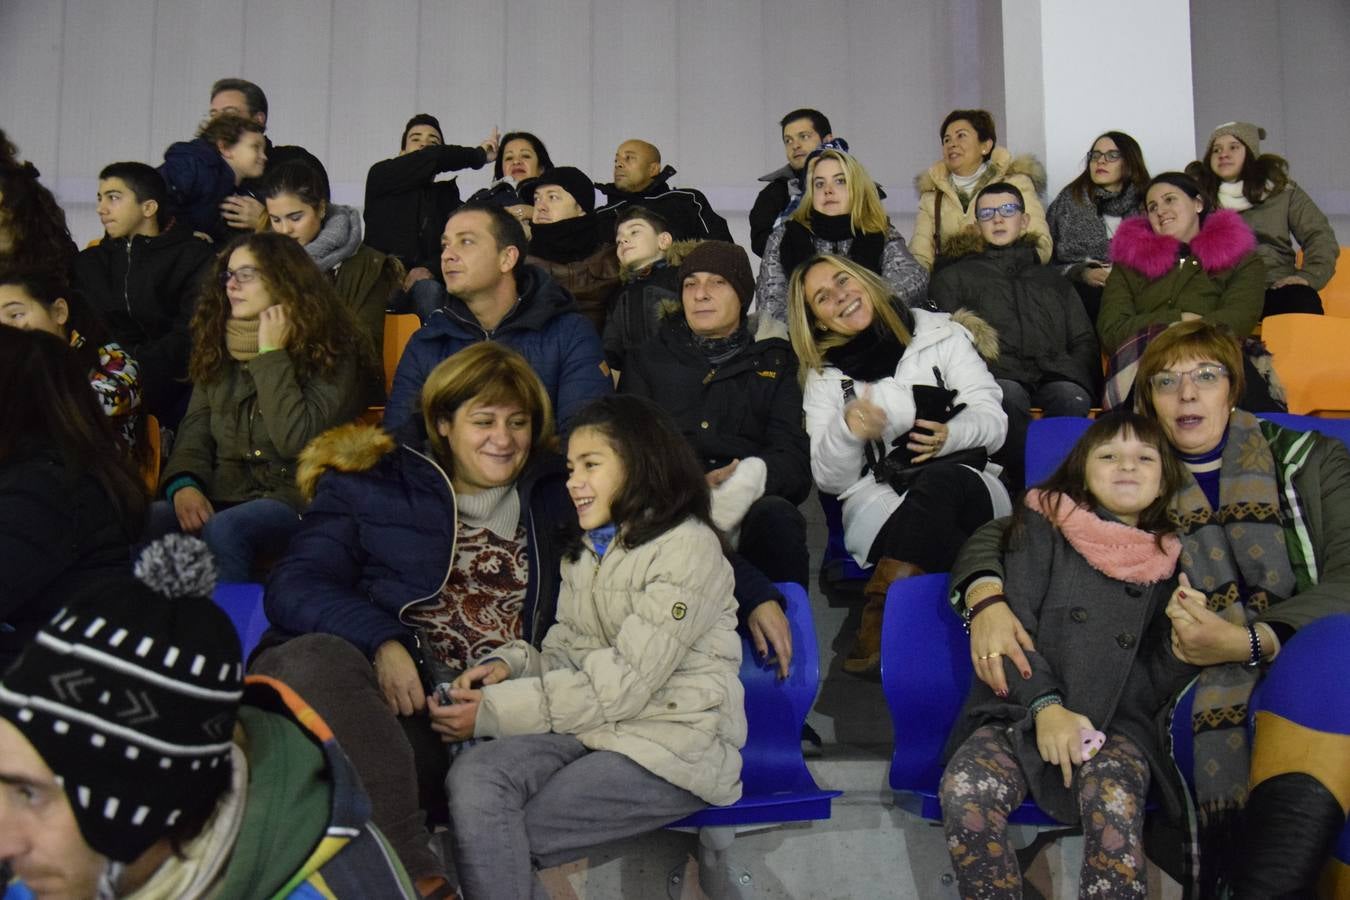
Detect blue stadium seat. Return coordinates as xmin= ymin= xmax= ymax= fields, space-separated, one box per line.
xmin=880 ymin=572 xmax=1059 ymax=826
xmin=818 ymin=492 xmax=870 ymax=582
xmin=1026 ymin=413 xmax=1350 ymax=493
xmin=211 ymin=583 xmax=269 ymax=661
xmin=667 ymin=582 xmax=840 ymax=897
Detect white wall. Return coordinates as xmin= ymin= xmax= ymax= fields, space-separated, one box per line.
xmin=5 ymin=0 xmax=1346 ymax=248
xmin=0 ymin=0 xmax=1005 ymax=247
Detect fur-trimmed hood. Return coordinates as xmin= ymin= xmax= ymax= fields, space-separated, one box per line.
xmin=618 ymin=238 xmax=701 ymax=283
xmin=1108 ymin=208 xmax=1256 ymax=280
xmin=914 ymin=145 xmax=1047 ymax=197
xmin=296 ymin=422 xmax=397 ymax=502
xmin=948 ymin=308 xmax=1000 ymax=363
xmin=936 ymin=227 xmax=1045 ymax=263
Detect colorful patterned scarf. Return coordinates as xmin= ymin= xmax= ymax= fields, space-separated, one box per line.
xmin=1169 ymin=408 xmax=1298 ymax=892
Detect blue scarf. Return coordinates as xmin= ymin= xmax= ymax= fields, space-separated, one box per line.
xmin=586 ymin=523 xmax=619 ymax=558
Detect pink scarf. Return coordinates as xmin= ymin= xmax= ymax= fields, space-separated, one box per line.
xmin=1024 ymin=489 xmax=1180 ymax=585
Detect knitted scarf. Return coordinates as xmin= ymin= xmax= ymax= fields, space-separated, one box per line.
xmin=224 ymin=317 xmax=260 ymax=361
xmin=779 ymin=211 xmax=885 ymax=279
xmin=1051 ymin=183 xmax=1141 ymax=266
xmin=690 ymin=322 xmax=751 ymax=366
xmin=823 ymin=321 xmax=906 ymax=382
xmin=1169 ymin=409 xmax=1298 ymax=893
xmin=1024 ymin=489 xmax=1179 ymax=584
xmin=1216 ymin=180 xmax=1253 ymax=212
xmin=305 ymin=204 xmax=364 ymax=272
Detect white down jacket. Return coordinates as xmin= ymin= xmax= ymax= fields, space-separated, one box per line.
xmin=803 ymin=307 xmax=1012 ymax=565
xmin=472 ymin=517 xmax=746 ymax=806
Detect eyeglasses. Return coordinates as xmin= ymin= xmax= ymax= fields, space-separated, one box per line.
xmin=1148 ymin=364 xmax=1229 ymax=394
xmin=975 ymin=203 xmax=1023 ymax=222
xmin=1087 ymin=150 xmax=1123 ymax=164
xmin=219 ymin=266 xmax=260 ymax=286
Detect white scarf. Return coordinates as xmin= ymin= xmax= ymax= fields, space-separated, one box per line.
xmin=1217 ymin=180 xmax=1253 ymax=211
xmin=949 ymin=162 xmax=989 ymax=196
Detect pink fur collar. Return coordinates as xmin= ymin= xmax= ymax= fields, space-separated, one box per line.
xmin=1108 ymin=208 xmax=1256 ymax=281
xmin=1024 ymin=489 xmax=1180 ymax=585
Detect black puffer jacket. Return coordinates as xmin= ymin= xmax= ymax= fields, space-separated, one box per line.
xmin=73 ymin=227 xmax=215 ymax=421
xmin=620 ymin=312 xmax=811 ymax=504
xmin=0 ymin=448 xmax=137 ymax=669
xmin=930 ymin=231 xmax=1100 ymax=393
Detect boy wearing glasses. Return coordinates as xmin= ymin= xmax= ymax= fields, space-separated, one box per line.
xmin=74 ymin=163 xmax=214 ymax=426
xmin=931 ymin=182 xmax=1099 ymax=489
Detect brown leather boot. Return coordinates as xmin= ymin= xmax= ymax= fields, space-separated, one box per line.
xmin=842 ymin=558 xmax=925 ymax=676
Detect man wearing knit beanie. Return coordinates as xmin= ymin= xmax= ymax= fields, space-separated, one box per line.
xmin=0 ymin=535 xmax=413 ymax=898
xmin=621 ymin=239 xmax=810 ymax=680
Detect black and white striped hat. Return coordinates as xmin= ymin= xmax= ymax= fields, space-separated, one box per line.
xmin=0 ymin=535 xmax=243 ymax=863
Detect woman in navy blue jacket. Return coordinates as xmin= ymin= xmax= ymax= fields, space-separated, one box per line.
xmin=255 ymin=342 xmax=785 ymax=896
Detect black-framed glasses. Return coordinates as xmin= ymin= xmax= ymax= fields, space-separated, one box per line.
xmin=975 ymin=203 xmax=1023 ymax=222
xmin=220 ymin=266 xmax=261 ymax=286
xmin=1087 ymin=150 xmax=1123 ymax=164
xmin=1148 ymin=364 xmax=1229 ymax=394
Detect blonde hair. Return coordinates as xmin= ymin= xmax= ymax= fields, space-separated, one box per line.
xmin=420 ymin=343 xmax=557 ymax=473
xmin=786 ymin=253 xmax=912 ymax=384
xmin=789 ymin=149 xmax=889 ymax=235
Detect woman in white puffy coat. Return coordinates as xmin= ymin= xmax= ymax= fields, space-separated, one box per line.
xmin=788 ymin=253 xmax=1010 ymax=675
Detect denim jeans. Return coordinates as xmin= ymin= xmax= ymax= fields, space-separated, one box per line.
xmin=146 ymin=497 xmax=299 ymax=582
xmin=996 ymin=378 xmax=1093 ymax=491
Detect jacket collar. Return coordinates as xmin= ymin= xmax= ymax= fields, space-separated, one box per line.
xmin=1109 ymin=209 xmax=1256 ymax=280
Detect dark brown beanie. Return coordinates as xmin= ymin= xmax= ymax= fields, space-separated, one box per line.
xmin=677 ymin=241 xmax=755 ymax=308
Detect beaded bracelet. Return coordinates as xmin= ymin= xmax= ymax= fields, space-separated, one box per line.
xmin=1028 ymin=693 xmax=1062 ymax=718
xmin=1245 ymin=624 xmax=1263 ymax=668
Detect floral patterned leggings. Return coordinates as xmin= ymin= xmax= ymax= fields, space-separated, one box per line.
xmin=940 ymin=724 xmax=1151 ymax=898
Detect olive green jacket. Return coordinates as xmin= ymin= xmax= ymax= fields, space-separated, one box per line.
xmin=1238 ymin=182 xmax=1339 ymax=290
xmin=163 ymin=350 xmax=365 ymax=510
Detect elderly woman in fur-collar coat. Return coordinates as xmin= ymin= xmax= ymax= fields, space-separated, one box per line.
xmin=1097 ymin=171 xmax=1264 ymax=356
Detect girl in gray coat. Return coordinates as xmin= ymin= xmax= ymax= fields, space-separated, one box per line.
xmin=940 ymin=413 xmax=1196 ymax=897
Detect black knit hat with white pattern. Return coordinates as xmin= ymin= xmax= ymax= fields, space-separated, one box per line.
xmin=0 ymin=535 xmax=242 ymax=863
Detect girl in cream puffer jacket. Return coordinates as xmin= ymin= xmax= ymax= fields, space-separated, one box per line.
xmin=441 ymin=394 xmax=746 ymax=900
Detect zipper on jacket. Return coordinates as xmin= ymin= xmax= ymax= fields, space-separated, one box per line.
xmin=395 ymin=445 xmax=461 ymax=623
xmin=123 ymin=239 xmax=135 ymax=318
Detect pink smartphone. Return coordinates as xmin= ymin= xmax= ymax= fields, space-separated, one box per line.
xmin=1080 ymin=728 xmax=1106 ymax=759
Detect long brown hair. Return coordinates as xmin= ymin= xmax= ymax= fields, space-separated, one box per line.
xmin=0 ymin=132 xmax=77 ymax=276
xmin=1067 ymin=131 xmax=1150 ymax=205
xmin=189 ymin=232 xmax=376 ymax=383
xmin=1187 ymin=140 xmax=1290 ymax=207
xmin=0 ymin=327 xmax=148 ymax=535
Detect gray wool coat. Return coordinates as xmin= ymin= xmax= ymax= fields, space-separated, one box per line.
xmin=943 ymin=509 xmax=1197 ymax=824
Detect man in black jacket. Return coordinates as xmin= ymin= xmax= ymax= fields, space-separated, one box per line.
xmin=74 ymin=162 xmax=214 ymax=425
xmin=749 ymin=108 xmax=833 ymax=257
xmin=594 ymin=139 xmax=732 ymax=242
xmin=620 ymin=241 xmax=811 ymax=588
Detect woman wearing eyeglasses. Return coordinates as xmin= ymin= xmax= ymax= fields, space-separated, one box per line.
xmin=151 ymin=232 xmax=374 ymax=581
xmin=1096 ymin=172 xmax=1271 ymax=410
xmin=952 ymin=320 xmax=1350 ymax=897
xmin=1045 ymin=132 xmax=1150 ymax=322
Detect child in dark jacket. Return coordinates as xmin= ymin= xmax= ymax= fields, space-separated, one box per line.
xmin=602 ymin=205 xmax=682 ymax=378
xmin=75 ymin=162 xmax=214 ymax=424
xmin=940 ymin=412 xmax=1197 ymax=897
xmin=159 ymin=113 xmax=267 ymax=243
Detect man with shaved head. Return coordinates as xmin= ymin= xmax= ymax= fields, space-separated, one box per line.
xmin=595 ymin=138 xmax=732 ymax=242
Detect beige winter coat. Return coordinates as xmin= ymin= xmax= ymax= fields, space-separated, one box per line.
xmin=473 ymin=517 xmax=747 ymax=806
xmin=911 ymin=146 xmax=1052 ymax=270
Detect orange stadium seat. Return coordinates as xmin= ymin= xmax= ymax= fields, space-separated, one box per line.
xmin=1262 ymin=313 xmax=1350 ymax=417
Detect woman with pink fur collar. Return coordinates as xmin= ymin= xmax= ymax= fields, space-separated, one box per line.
xmin=939 ymin=412 xmax=1196 ymax=896
xmin=1097 ymin=171 xmax=1264 ymax=356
